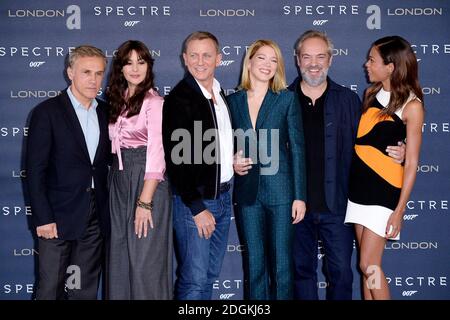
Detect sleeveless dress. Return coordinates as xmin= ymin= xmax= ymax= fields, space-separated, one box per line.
xmin=345 ymin=88 xmax=416 ymax=240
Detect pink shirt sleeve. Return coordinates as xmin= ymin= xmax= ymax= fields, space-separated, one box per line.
xmin=143 ymin=91 xmax=165 ymax=181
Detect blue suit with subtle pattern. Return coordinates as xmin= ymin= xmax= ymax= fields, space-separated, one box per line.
xmin=227 ymin=89 xmax=306 ymax=300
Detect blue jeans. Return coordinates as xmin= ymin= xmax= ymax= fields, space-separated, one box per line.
xmin=293 ymin=211 xmax=354 ymax=300
xmin=173 ymin=188 xmax=232 ymax=300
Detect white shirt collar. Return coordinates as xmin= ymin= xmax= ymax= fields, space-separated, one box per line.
xmin=195 ymin=78 xmax=222 ymax=100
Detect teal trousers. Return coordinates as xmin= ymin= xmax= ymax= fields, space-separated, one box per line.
xmin=235 ymin=200 xmax=294 ymax=300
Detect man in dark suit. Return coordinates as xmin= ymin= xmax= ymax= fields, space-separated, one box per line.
xmin=26 ymin=45 xmax=111 ymax=299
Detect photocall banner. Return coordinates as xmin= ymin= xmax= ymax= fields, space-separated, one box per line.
xmin=0 ymin=0 xmax=449 ymax=300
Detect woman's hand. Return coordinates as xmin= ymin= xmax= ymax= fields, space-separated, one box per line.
xmin=233 ymin=150 xmax=253 ymax=176
xmin=292 ymin=200 xmax=306 ymax=224
xmin=385 ymin=210 xmax=403 ymax=239
xmin=135 ymin=206 xmax=154 ymax=238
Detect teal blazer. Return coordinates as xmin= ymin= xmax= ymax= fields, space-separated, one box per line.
xmin=227 ymin=89 xmax=306 ymax=206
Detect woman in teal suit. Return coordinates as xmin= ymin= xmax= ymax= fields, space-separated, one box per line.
xmin=227 ymin=39 xmax=306 ymax=300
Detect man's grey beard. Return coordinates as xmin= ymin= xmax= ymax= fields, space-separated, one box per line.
xmin=301 ymin=67 xmax=328 ymax=87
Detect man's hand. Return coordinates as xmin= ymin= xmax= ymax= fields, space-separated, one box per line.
xmin=36 ymin=223 xmax=58 ymax=239
xmin=386 ymin=141 xmax=406 ymax=164
xmin=193 ymin=209 xmax=216 ymax=239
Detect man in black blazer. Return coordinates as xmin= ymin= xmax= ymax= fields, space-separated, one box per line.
xmin=26 ymin=45 xmax=111 ymax=299
xmin=162 ymin=31 xmax=234 ymax=300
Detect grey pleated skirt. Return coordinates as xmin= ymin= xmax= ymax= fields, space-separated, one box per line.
xmin=108 ymin=147 xmax=173 ymax=300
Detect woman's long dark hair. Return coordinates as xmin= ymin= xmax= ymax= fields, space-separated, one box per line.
xmin=106 ymin=40 xmax=155 ymax=123
xmin=363 ymin=36 xmax=423 ymax=116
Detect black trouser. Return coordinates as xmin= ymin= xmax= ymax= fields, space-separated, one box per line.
xmin=35 ymin=191 xmax=104 ymax=300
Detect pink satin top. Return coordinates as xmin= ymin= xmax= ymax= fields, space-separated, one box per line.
xmin=109 ymin=89 xmax=165 ymax=181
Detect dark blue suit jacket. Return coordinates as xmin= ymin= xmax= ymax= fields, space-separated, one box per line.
xmin=227 ymin=89 xmax=306 ymax=206
xmin=289 ymin=77 xmax=362 ymax=215
xmin=26 ymin=89 xmax=111 ymax=240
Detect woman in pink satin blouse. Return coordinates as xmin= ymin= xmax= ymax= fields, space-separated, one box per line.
xmin=106 ymin=40 xmax=172 ymax=300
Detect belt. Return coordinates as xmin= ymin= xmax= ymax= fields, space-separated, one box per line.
xmin=219 ymin=181 xmax=231 ymax=193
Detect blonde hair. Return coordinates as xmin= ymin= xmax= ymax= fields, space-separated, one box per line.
xmin=240 ymin=39 xmax=286 ymax=93
xmin=68 ymin=45 xmax=107 ymax=68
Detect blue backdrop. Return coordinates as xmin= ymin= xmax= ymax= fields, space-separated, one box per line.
xmin=0 ymin=0 xmax=449 ymax=300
